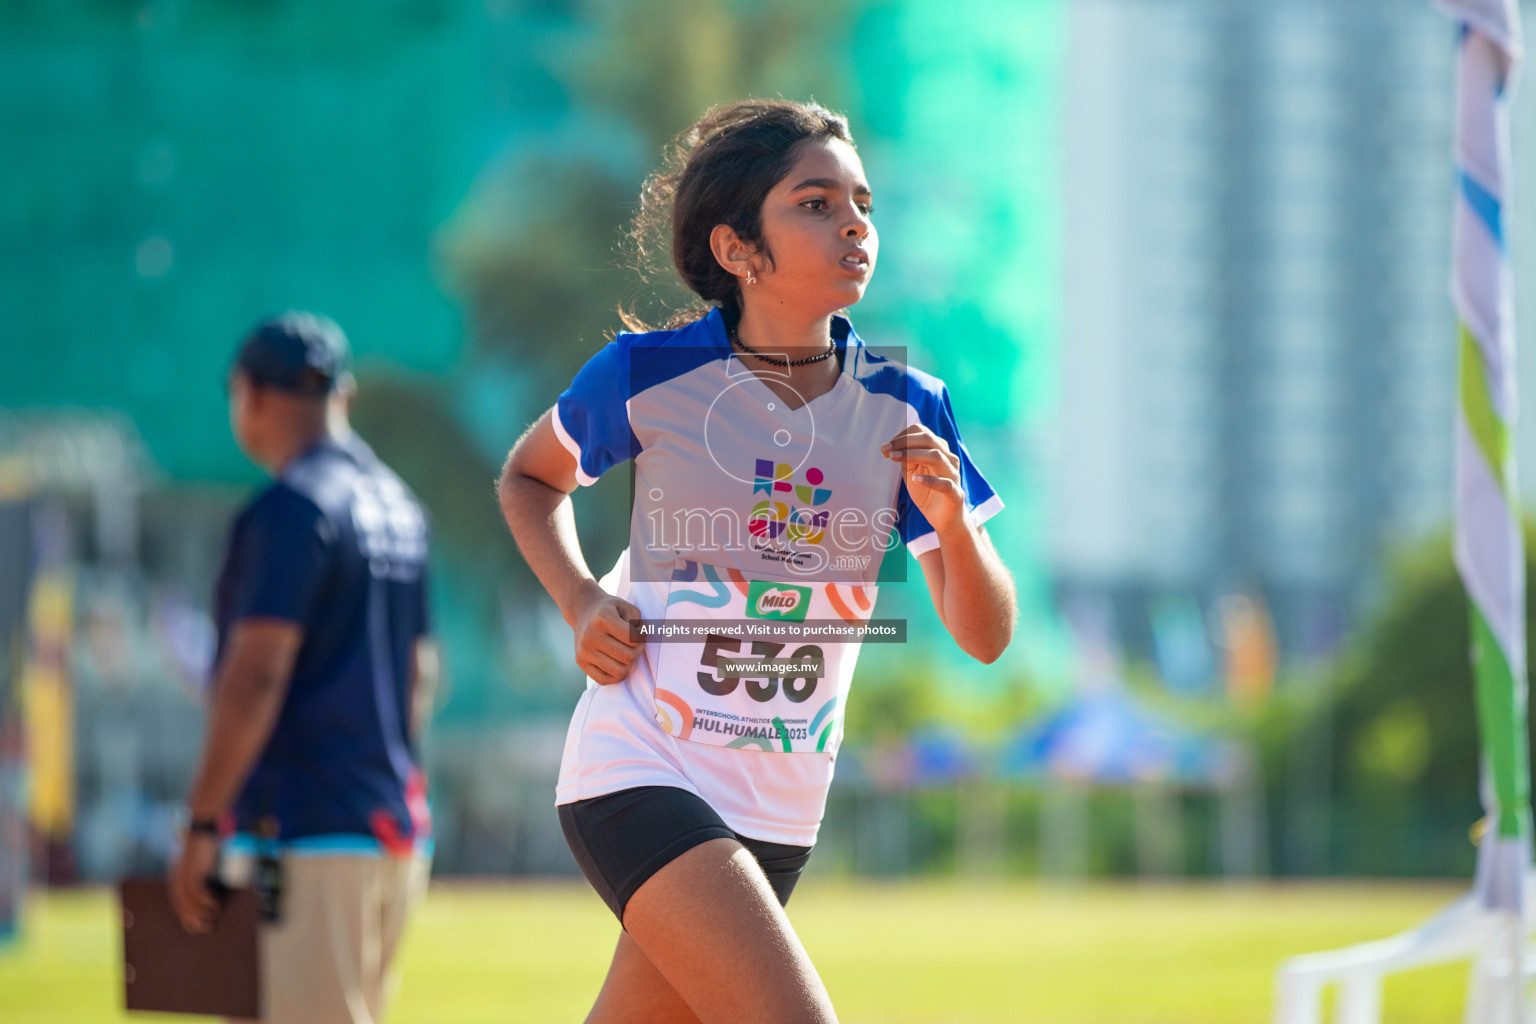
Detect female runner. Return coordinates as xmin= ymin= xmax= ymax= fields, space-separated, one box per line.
xmin=498 ymin=99 xmax=1016 ymax=1024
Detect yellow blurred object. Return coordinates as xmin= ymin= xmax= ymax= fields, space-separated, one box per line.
xmin=22 ymin=571 xmax=74 ymax=839
xmin=1218 ymin=593 xmax=1277 ymax=705
xmin=0 ymin=456 xmax=29 ymax=503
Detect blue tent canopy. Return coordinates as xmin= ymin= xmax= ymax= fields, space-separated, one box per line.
xmin=999 ymin=687 xmax=1235 ymax=787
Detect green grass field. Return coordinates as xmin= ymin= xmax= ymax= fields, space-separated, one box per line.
xmin=0 ymin=880 xmax=1476 ymax=1023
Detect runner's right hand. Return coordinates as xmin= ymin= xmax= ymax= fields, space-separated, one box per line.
xmin=572 ymin=585 xmax=644 ymax=685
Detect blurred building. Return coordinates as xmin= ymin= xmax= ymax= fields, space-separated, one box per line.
xmin=1052 ymin=0 xmax=1470 ymax=655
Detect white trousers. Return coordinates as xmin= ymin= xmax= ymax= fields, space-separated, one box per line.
xmin=222 ymin=853 xmax=430 ymax=1024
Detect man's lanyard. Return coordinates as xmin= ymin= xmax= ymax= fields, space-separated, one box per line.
xmin=254 ymin=815 xmax=284 ymax=924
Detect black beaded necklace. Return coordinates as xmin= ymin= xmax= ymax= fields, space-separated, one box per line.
xmin=728 ymin=326 xmax=837 ymax=368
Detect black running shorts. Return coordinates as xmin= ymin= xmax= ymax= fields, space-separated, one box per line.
xmin=558 ymin=785 xmax=813 ymax=923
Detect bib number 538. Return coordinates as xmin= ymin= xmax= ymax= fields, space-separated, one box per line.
xmin=697 ymin=634 xmax=822 ymax=703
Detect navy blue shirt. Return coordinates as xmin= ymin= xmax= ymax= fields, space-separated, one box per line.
xmin=214 ymin=435 xmax=431 ymax=850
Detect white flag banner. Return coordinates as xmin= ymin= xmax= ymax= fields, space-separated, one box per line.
xmin=1437 ymin=0 xmax=1531 ymax=919
xmin=1274 ymin=7 xmax=1533 ymax=1022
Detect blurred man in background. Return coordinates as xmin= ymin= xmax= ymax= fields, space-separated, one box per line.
xmin=168 ymin=312 xmax=437 ymax=1024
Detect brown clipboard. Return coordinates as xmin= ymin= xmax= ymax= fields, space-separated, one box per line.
xmin=118 ymin=877 xmax=262 ymax=1018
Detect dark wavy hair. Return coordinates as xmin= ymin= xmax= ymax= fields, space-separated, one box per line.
xmin=622 ymin=99 xmax=855 ymax=331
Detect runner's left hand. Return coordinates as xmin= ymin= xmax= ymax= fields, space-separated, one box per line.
xmin=882 ymin=424 xmax=965 ymax=535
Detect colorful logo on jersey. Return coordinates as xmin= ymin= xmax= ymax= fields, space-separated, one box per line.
xmin=654 ymin=688 xmax=694 ymax=740
xmin=746 ymin=580 xmax=811 ymax=621
xmin=749 ymin=460 xmax=832 ymax=545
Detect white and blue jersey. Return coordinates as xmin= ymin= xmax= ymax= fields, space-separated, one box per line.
xmin=552 ymin=307 xmax=1001 ymax=844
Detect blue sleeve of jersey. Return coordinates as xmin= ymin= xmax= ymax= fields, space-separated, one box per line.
xmin=553 ymin=338 xmax=640 ymax=485
xmin=225 ymin=486 xmax=333 ymax=625
xmin=896 ymin=382 xmax=1002 ymax=556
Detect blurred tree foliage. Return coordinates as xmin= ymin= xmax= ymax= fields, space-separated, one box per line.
xmin=1297 ymin=530 xmax=1536 ymax=875
xmin=437 ymin=0 xmax=855 ymax=378
xmin=349 ymin=375 xmax=511 ymax=570
xmin=575 ymin=0 xmax=855 ymax=156
xmin=841 ymin=653 xmax=1041 ymax=746
xmin=843 ymin=659 xmax=946 ymax=745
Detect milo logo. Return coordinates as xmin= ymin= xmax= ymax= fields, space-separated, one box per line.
xmin=758 ymin=590 xmax=799 ymax=612
xmin=747 ymin=580 xmax=811 ymax=622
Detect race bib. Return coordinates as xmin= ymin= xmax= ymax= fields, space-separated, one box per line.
xmin=650 ymin=559 xmax=877 ymax=755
